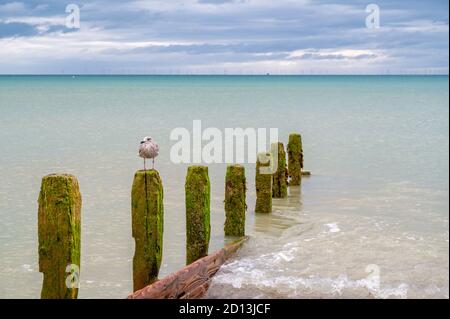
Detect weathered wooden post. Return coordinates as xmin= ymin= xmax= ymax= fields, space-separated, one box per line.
xmin=224 ymin=165 xmax=246 ymax=236
xmin=287 ymin=133 xmax=303 ymax=186
xmin=38 ymin=174 xmax=81 ymax=299
xmin=131 ymin=169 xmax=164 ymax=292
xmin=272 ymin=142 xmax=287 ymax=198
xmin=185 ymin=166 xmax=211 ymax=265
xmin=255 ymin=153 xmax=272 ymax=213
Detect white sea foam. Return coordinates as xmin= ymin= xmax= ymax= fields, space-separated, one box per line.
xmin=325 ymin=223 xmax=340 ymax=233
xmin=206 ymin=212 xmax=449 ymax=299
xmin=211 ymin=257 xmax=410 ymax=299
xmin=21 ymin=264 xmax=33 ymax=272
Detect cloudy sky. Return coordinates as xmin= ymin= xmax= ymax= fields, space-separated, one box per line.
xmin=0 ymin=0 xmax=448 ymax=74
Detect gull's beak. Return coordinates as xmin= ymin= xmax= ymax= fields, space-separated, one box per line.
xmin=140 ymin=141 xmax=144 ymax=144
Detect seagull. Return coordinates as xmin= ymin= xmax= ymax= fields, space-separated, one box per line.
xmin=138 ymin=136 xmax=159 ymax=170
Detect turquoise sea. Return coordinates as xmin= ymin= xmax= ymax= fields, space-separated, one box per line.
xmin=0 ymin=75 xmax=448 ymax=298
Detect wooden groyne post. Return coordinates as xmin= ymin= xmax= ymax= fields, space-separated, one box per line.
xmin=185 ymin=166 xmax=211 ymax=265
xmin=131 ymin=169 xmax=164 ymax=292
xmin=287 ymin=133 xmax=303 ymax=185
xmin=272 ymin=142 xmax=287 ymax=198
xmin=38 ymin=173 xmax=81 ymax=299
xmin=255 ymin=152 xmax=272 ymax=213
xmin=224 ymin=165 xmax=246 ymax=236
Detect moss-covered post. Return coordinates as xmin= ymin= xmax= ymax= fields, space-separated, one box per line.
xmin=287 ymin=133 xmax=303 ymax=186
xmin=224 ymin=165 xmax=246 ymax=236
xmin=185 ymin=166 xmax=211 ymax=265
xmin=131 ymin=169 xmax=164 ymax=292
xmin=38 ymin=174 xmax=81 ymax=299
xmin=272 ymin=142 xmax=287 ymax=198
xmin=255 ymin=153 xmax=272 ymax=213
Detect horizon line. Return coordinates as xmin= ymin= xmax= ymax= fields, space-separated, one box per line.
xmin=0 ymin=74 xmax=448 ymax=76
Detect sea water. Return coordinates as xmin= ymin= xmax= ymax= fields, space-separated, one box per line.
xmin=0 ymin=75 xmax=448 ymax=298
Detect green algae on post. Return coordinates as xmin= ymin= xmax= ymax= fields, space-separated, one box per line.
xmin=131 ymin=169 xmax=164 ymax=292
xmin=287 ymin=133 xmax=303 ymax=186
xmin=185 ymin=166 xmax=211 ymax=265
xmin=38 ymin=173 xmax=81 ymax=299
xmin=224 ymin=165 xmax=246 ymax=236
xmin=255 ymin=153 xmax=272 ymax=214
xmin=272 ymin=142 xmax=287 ymax=198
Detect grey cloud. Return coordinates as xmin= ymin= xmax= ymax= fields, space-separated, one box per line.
xmin=197 ymin=0 xmax=237 ymax=4
xmin=289 ymin=53 xmax=378 ymax=61
xmin=0 ymin=0 xmax=447 ymax=73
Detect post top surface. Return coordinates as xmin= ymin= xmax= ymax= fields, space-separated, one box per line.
xmin=187 ymin=165 xmax=209 ymax=173
xmin=135 ymin=169 xmax=160 ymax=174
xmin=42 ymin=173 xmax=78 ymax=181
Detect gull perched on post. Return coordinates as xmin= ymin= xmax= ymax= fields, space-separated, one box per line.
xmin=139 ymin=136 xmax=159 ymax=171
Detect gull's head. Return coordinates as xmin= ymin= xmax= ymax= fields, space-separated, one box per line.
xmin=140 ymin=136 xmax=152 ymax=144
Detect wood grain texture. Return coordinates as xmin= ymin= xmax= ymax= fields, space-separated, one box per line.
xmin=128 ymin=236 xmax=249 ymax=299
